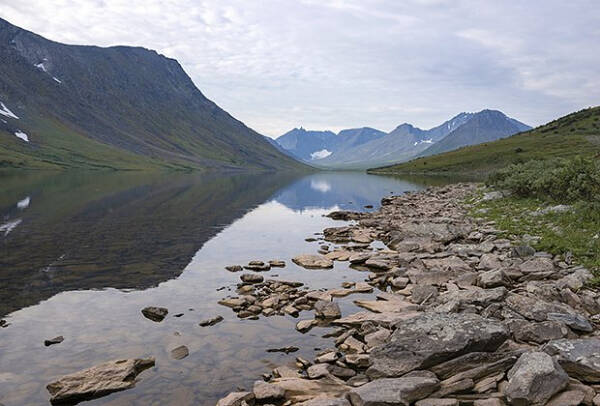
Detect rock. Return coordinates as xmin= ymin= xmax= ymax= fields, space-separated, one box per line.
xmin=545 ymin=389 xmax=586 ymax=406
xmin=216 ymin=391 xmax=255 ymax=406
xmin=314 ymin=300 xmax=342 ymax=319
xmin=511 ymin=245 xmax=535 ymax=258
xmin=473 ymin=400 xmax=506 ymax=406
xmin=296 ymin=397 xmax=350 ymax=406
xmin=354 ymin=298 xmax=419 ymax=314
xmin=349 ymin=253 xmax=372 ymax=264
xmin=293 ymin=254 xmax=334 ymax=269
xmin=296 ymin=319 xmax=318 ymax=333
xmin=482 ymin=191 xmax=504 ymax=201
xmin=422 ymin=256 xmax=471 ymax=273
xmin=269 ymin=376 xmax=350 ymax=401
xmin=547 ymin=312 xmax=593 ymax=332
xmin=171 ymin=345 xmax=189 ymax=360
xmin=415 ymin=399 xmax=459 ymax=406
xmin=141 ymin=306 xmax=168 ymax=322
xmin=199 ymin=315 xmax=224 ymax=327
xmin=557 ymin=268 xmax=594 ymax=291
xmin=505 ymin=351 xmax=568 ymax=406
xmin=316 ymin=351 xmax=339 ymax=364
xmin=505 ymin=293 xmax=575 ymax=322
xmin=347 ymin=376 xmax=440 ymax=406
xmin=345 ymin=354 xmax=370 ymax=368
xmin=478 ymin=269 xmax=510 ymax=288
xmin=225 ymin=265 xmax=243 ymax=272
xmin=269 ymin=260 xmax=286 ymax=267
xmin=241 ymin=273 xmax=264 ymax=284
xmin=267 ymin=346 xmax=299 ymax=354
xmin=544 ymin=338 xmax=600 ymax=383
xmin=508 ymin=320 xmax=568 ymax=344
xmin=219 ymin=298 xmax=247 ymax=308
xmin=367 ymin=313 xmax=508 ymax=378
xmin=253 ymin=380 xmax=285 ymax=401
xmin=439 ymin=287 xmax=507 ymax=308
xmin=519 ymin=257 xmax=555 ymax=274
xmin=333 ymin=311 xmax=420 ymax=328
xmin=410 ymin=285 xmax=438 ymax=304
xmin=45 ymin=336 xmax=64 ymax=347
xmin=478 ymin=253 xmax=502 ymax=270
xmin=46 ymin=358 xmax=155 ymax=404
xmin=364 ymin=329 xmax=391 ymax=348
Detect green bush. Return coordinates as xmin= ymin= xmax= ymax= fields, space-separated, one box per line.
xmin=488 ymin=156 xmax=600 ymax=202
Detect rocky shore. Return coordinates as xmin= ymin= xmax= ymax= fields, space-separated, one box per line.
xmin=216 ymin=183 xmax=600 ymax=406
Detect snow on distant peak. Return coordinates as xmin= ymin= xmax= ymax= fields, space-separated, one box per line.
xmin=310 ymin=149 xmax=332 ymax=160
xmin=413 ymin=138 xmax=433 ymax=146
xmin=0 ymin=102 xmax=19 ymax=119
xmin=35 ymin=62 xmax=48 ymax=72
xmin=14 ymin=131 xmax=29 ymax=142
xmin=17 ymin=196 xmax=30 ymax=209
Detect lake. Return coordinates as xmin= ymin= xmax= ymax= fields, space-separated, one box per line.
xmin=0 ymin=170 xmax=455 ymax=405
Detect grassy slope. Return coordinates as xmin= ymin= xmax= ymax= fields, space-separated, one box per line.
xmin=370 ymin=107 xmax=600 ymax=176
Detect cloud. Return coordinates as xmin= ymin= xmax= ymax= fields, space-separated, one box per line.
xmin=1 ymin=1 xmax=599 ymax=136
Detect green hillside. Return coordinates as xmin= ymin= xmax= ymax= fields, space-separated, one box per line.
xmin=369 ymin=106 xmax=600 ymax=176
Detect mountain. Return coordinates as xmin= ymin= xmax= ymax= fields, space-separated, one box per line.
xmin=418 ymin=109 xmax=531 ymax=157
xmin=370 ymin=106 xmax=600 ymax=176
xmin=0 ymin=17 xmax=305 ymax=170
xmin=274 ymin=111 xmax=518 ymax=169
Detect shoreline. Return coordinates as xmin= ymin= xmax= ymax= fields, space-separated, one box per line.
xmin=216 ymin=182 xmax=600 ymax=406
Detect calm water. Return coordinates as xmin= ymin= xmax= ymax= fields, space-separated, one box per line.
xmin=0 ymin=170 xmax=453 ymax=406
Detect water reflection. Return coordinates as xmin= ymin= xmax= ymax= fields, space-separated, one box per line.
xmin=0 ymin=170 xmax=457 ymax=406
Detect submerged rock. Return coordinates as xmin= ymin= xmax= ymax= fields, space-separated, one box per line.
xmin=199 ymin=315 xmax=224 ymax=327
xmin=141 ymin=306 xmax=168 ymax=322
xmin=45 ymin=336 xmax=64 ymax=347
xmin=46 ymin=358 xmax=155 ymax=404
xmin=170 ymin=345 xmax=189 ymax=360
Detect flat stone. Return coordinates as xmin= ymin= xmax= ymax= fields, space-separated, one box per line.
xmin=216 ymin=391 xmax=255 ymax=406
xmin=367 ymin=313 xmax=508 ymax=378
xmin=296 ymin=397 xmax=350 ymax=406
xmin=547 ymin=312 xmax=593 ymax=332
xmin=314 ymin=300 xmax=341 ymax=319
xmin=269 ymin=376 xmax=350 ymax=402
xmin=46 ymin=358 xmax=155 ymax=404
xmin=333 ymin=311 xmax=420 ymax=328
xmin=296 ymin=319 xmax=318 ymax=333
xmin=241 ymin=273 xmax=264 ymax=284
xmin=171 ymin=345 xmax=189 ymax=360
xmin=519 ymin=257 xmax=555 ymax=274
xmin=505 ymin=351 xmax=568 ymax=406
xmin=225 ymin=265 xmax=243 ymax=272
xmin=269 ymin=260 xmax=286 ymax=267
xmin=505 ymin=293 xmax=576 ymax=322
xmin=347 ymin=376 xmax=440 ymax=406
xmin=415 ymin=399 xmax=459 ymax=406
xmin=253 ymin=380 xmax=285 ymax=401
xmin=509 ymin=320 xmax=569 ymax=344
xmin=141 ymin=306 xmax=168 ymax=322
xmin=45 ymin=336 xmax=64 ymax=347
xmin=544 ymin=339 xmax=600 ymax=383
xmin=199 ymin=315 xmax=223 ymax=327
xmin=354 ymin=298 xmax=419 ymax=314
xmin=511 ymin=245 xmax=535 ymax=258
xmin=293 ymin=254 xmax=334 ymax=269
xmin=478 ymin=269 xmax=510 ymax=288
xmin=546 ymin=389 xmax=586 ymax=406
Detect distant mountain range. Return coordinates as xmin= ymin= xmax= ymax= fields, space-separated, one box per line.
xmin=275 ymin=110 xmax=531 ymax=169
xmin=0 ymin=17 xmax=304 ymax=170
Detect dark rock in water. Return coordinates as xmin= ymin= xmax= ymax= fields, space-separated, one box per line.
xmin=367 ymin=313 xmax=509 ymax=378
xmin=225 ymin=265 xmax=243 ymax=272
xmin=173 ymin=313 xmax=184 ymax=318
xmin=171 ymin=345 xmax=189 ymax=360
xmin=199 ymin=315 xmax=224 ymax=327
xmin=505 ymin=351 xmax=568 ymax=405
xmin=240 ymin=273 xmax=264 ymax=284
xmin=348 ymin=376 xmax=440 ymax=406
xmin=266 ymin=346 xmax=299 ymax=354
xmin=245 ymin=261 xmax=271 ymax=271
xmin=46 ymin=358 xmax=155 ymax=404
xmin=45 ymin=336 xmax=64 ymax=347
xmin=544 ymin=338 xmax=600 ymax=383
xmin=269 ymin=260 xmax=286 ymax=267
xmin=141 ymin=306 xmax=168 ymax=322
xmin=326 ymin=211 xmax=363 ymax=221
xmin=364 ymin=205 xmax=373 ymax=209
xmin=0 ymin=319 xmax=9 ymax=328
xmin=511 ymin=245 xmax=536 ymax=258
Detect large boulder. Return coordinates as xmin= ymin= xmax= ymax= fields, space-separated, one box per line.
xmin=544 ymin=338 xmax=600 ymax=383
xmin=314 ymin=300 xmax=342 ymax=319
xmin=46 ymin=358 xmax=155 ymax=404
xmin=347 ymin=376 xmax=440 ymax=406
xmin=367 ymin=313 xmax=508 ymax=378
xmin=505 ymin=352 xmax=568 ymax=405
xmin=504 ymin=293 xmax=577 ymax=322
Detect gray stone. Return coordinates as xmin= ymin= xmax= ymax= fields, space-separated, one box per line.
xmin=216 ymin=392 xmax=255 ymax=406
xmin=415 ymin=399 xmax=459 ymax=406
xmin=505 ymin=352 xmax=568 ymax=406
xmin=509 ymin=320 xmax=569 ymax=344
xmin=45 ymin=336 xmax=64 ymax=347
xmin=478 ymin=269 xmax=509 ymax=288
xmin=410 ymin=285 xmax=438 ymax=304
xmin=505 ymin=293 xmax=576 ymax=322
xmin=296 ymin=397 xmax=350 ymax=406
xmin=315 ymin=300 xmax=342 ymax=319
xmin=544 ymin=339 xmax=600 ymax=383
xmin=347 ymin=376 xmax=439 ymax=406
xmin=225 ymin=265 xmax=243 ymax=272
xmin=199 ymin=315 xmax=224 ymax=327
xmin=519 ymin=257 xmax=555 ymax=274
xmin=547 ymin=312 xmax=593 ymax=332
xmin=141 ymin=306 xmax=168 ymax=322
xmin=439 ymin=287 xmax=507 ymax=308
xmin=170 ymin=345 xmax=189 ymax=360
xmin=511 ymin=245 xmax=535 ymax=258
xmin=367 ymin=313 xmax=508 ymax=378
xmin=545 ymin=390 xmax=586 ymax=406
xmin=253 ymin=380 xmax=285 ymax=401
xmin=240 ymin=273 xmax=264 ymax=284
xmin=46 ymin=358 xmax=155 ymax=404
xmin=293 ymin=254 xmax=334 ymax=269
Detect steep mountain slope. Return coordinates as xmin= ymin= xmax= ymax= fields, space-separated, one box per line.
xmin=0 ymin=17 xmax=304 ymax=170
xmin=370 ymin=107 xmax=600 ymax=176
xmin=275 ymin=128 xmax=338 ymax=161
xmin=418 ymin=109 xmax=531 ymax=157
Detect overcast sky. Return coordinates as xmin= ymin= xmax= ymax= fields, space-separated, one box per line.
xmin=1 ymin=1 xmax=599 ymax=137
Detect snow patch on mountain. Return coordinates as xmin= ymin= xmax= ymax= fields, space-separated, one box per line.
xmin=310 ymin=149 xmax=332 ymax=160
xmin=0 ymin=102 xmax=19 ymax=119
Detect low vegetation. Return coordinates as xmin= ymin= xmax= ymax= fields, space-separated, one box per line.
xmin=471 ymin=156 xmax=600 ymax=280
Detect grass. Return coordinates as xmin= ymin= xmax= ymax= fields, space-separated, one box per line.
xmin=467 ymin=191 xmax=600 ymax=281
xmin=370 ymin=106 xmax=600 ymax=176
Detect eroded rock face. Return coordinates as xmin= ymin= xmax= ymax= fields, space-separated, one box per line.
xmin=367 ymin=313 xmax=509 ymax=378
xmin=505 ymin=351 xmax=569 ymax=406
xmin=46 ymin=358 xmax=155 ymax=404
xmin=347 ymin=376 xmax=440 ymax=406
xmin=544 ymin=339 xmax=600 ymax=383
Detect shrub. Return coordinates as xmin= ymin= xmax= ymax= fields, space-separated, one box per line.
xmin=488 ymin=156 xmax=600 ymax=203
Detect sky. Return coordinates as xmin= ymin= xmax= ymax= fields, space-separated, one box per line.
xmin=1 ymin=1 xmax=599 ymax=138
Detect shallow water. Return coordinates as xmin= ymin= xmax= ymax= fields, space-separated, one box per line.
xmin=0 ymin=170 xmax=455 ymax=405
